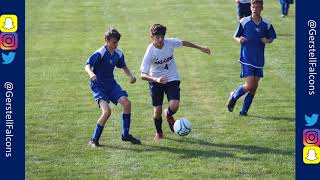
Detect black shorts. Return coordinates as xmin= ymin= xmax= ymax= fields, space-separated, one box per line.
xmin=237 ymin=3 xmax=251 ymax=19
xmin=149 ymin=81 xmax=180 ymax=106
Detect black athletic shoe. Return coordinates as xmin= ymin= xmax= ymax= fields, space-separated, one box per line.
xmin=227 ymin=92 xmax=236 ymax=112
xmin=239 ymin=111 xmax=248 ymax=116
xmin=89 ymin=140 xmax=101 ymax=148
xmin=121 ymin=134 xmax=141 ymax=145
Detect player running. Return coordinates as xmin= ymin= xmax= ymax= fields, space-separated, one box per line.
xmin=140 ymin=24 xmax=211 ymax=140
xmin=227 ymin=0 xmax=276 ymax=116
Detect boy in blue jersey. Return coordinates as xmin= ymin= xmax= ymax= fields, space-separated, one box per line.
xmin=85 ymin=28 xmax=141 ymax=147
xmin=227 ymin=0 xmax=276 ymax=116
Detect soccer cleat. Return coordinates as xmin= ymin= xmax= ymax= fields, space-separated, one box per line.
xmin=122 ymin=134 xmax=141 ymax=145
xmin=89 ymin=140 xmax=101 ymax=148
xmin=164 ymin=109 xmax=175 ymax=132
xmin=239 ymin=111 xmax=248 ymax=116
xmin=154 ymin=132 xmax=164 ymax=140
xmin=227 ymin=92 xmax=237 ymax=112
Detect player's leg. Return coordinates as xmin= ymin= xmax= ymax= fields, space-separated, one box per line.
xmin=149 ymin=82 xmax=165 ymax=140
xmin=109 ymin=83 xmax=140 ymax=144
xmin=117 ymin=96 xmax=141 ymax=144
xmin=227 ymin=64 xmax=250 ymax=112
xmin=240 ymin=66 xmax=263 ymax=116
xmin=164 ymin=81 xmax=180 ymax=132
xmin=90 ymin=99 xmax=111 ymax=147
xmin=153 ymin=106 xmax=164 ymax=140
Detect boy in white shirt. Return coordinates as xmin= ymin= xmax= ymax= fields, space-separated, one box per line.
xmin=140 ymin=24 xmax=211 ymax=140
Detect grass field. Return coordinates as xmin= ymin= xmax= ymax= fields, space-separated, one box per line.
xmin=26 ymin=0 xmax=295 ymax=179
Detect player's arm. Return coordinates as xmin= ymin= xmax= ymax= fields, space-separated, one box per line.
xmin=182 ymin=40 xmax=211 ymax=54
xmin=140 ymin=72 xmax=168 ymax=84
xmin=84 ymin=64 xmax=97 ymax=81
xmin=122 ymin=66 xmax=136 ymax=84
xmin=261 ymin=24 xmax=276 ymax=44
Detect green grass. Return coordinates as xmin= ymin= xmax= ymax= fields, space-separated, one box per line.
xmin=26 ymin=0 xmax=295 ymax=179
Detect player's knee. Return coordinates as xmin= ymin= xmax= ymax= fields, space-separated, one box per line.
xmin=123 ymin=99 xmax=131 ymax=108
xmin=153 ymin=108 xmax=162 ymax=118
xmin=102 ymin=109 xmax=111 ymax=119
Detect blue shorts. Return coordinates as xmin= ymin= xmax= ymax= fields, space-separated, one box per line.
xmin=149 ymin=81 xmax=180 ymax=106
xmin=240 ymin=64 xmax=264 ymax=78
xmin=90 ymin=80 xmax=128 ymax=106
xmin=237 ymin=3 xmax=251 ymax=19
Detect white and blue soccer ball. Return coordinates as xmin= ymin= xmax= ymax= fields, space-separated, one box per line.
xmin=173 ymin=118 xmax=192 ymax=136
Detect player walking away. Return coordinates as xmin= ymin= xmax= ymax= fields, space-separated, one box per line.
xmin=235 ymin=0 xmax=252 ymax=21
xmin=85 ymin=28 xmax=141 ymax=147
xmin=227 ymin=0 xmax=276 ymax=116
xmin=140 ymin=24 xmax=211 ymax=140
xmin=279 ymin=0 xmax=293 ymax=17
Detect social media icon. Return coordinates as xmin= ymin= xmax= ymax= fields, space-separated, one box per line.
xmin=303 ymin=146 xmax=320 ymax=164
xmin=0 ymin=15 xmax=18 ymax=32
xmin=1 ymin=52 xmax=16 ymax=64
xmin=303 ymin=129 xmax=320 ymax=146
xmin=305 ymin=114 xmax=319 ymax=126
xmin=0 ymin=33 xmax=18 ymax=50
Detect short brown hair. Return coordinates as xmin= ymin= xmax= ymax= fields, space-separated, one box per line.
xmin=251 ymin=0 xmax=263 ymax=5
xmin=105 ymin=28 xmax=121 ymax=41
xmin=150 ymin=24 xmax=166 ymax=36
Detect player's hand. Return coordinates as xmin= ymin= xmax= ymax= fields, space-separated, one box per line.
xmin=90 ymin=74 xmax=97 ymax=81
xmin=130 ymin=76 xmax=136 ymax=84
xmin=239 ymin=36 xmax=247 ymax=43
xmin=200 ymin=46 xmax=211 ymax=55
xmin=261 ymin=37 xmax=272 ymax=44
xmin=156 ymin=76 xmax=168 ymax=84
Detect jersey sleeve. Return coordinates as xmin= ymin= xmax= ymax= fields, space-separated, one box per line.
xmin=116 ymin=53 xmax=126 ymax=68
xmin=234 ymin=23 xmax=244 ymax=38
xmin=85 ymin=52 xmax=101 ymax=67
xmin=167 ymin=38 xmax=183 ymax=48
xmin=140 ymin=47 xmax=152 ymax=74
xmin=266 ymin=24 xmax=277 ymax=40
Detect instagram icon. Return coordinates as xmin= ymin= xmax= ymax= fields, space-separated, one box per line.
xmin=303 ymin=129 xmax=320 ymax=146
xmin=0 ymin=33 xmax=18 ymax=50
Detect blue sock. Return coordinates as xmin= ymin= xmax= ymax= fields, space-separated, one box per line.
xmin=233 ymin=85 xmax=247 ymax=100
xmin=91 ymin=123 xmax=104 ymax=142
xmin=154 ymin=117 xmax=163 ymax=133
xmin=122 ymin=113 xmax=131 ymax=137
xmin=241 ymin=93 xmax=254 ymax=114
xmin=167 ymin=107 xmax=175 ymax=117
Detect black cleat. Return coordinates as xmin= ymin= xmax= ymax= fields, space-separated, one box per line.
xmin=122 ymin=134 xmax=141 ymax=145
xmin=239 ymin=111 xmax=248 ymax=116
xmin=89 ymin=140 xmax=101 ymax=148
xmin=227 ymin=92 xmax=236 ymax=112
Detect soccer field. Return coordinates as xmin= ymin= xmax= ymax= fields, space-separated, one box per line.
xmin=26 ymin=0 xmax=295 ymax=179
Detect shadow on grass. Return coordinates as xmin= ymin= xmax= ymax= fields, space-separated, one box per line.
xmin=103 ymin=143 xmax=256 ymax=161
xmin=277 ymin=33 xmax=295 ymax=37
xmin=166 ymin=137 xmax=294 ymax=156
xmin=249 ymin=115 xmax=294 ymax=122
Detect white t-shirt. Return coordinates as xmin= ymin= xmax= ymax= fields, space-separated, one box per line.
xmin=140 ymin=38 xmax=183 ymax=82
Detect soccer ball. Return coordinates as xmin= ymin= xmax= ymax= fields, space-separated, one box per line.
xmin=173 ymin=118 xmax=192 ymax=136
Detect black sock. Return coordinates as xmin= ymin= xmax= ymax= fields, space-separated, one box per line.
xmin=167 ymin=107 xmax=175 ymax=117
xmin=154 ymin=117 xmax=163 ymax=133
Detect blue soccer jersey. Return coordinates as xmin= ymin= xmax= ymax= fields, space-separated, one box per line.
xmin=234 ymin=16 xmax=276 ymax=68
xmin=86 ymin=46 xmax=126 ymax=83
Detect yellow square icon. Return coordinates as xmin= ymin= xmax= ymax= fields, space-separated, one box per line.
xmin=303 ymin=146 xmax=320 ymax=164
xmin=0 ymin=15 xmax=18 ymax=32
